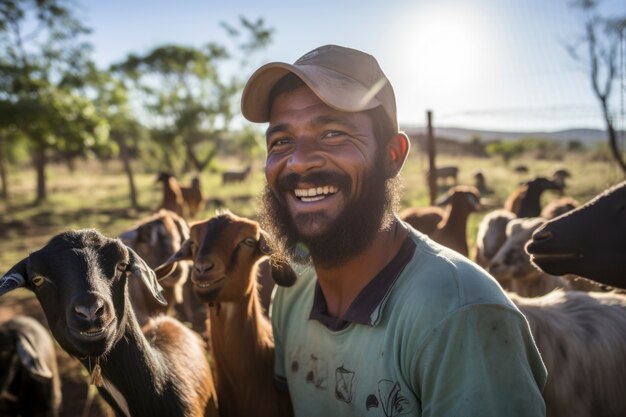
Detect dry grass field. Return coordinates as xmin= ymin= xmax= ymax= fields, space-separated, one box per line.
xmin=0 ymin=150 xmax=623 ymax=416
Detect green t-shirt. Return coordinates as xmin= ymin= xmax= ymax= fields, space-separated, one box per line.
xmin=271 ymin=227 xmax=547 ymax=417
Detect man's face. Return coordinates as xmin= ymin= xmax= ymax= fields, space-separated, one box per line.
xmin=259 ymin=85 xmax=399 ymax=267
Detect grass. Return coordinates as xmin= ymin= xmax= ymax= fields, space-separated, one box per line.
xmin=0 ymin=151 xmax=623 ymax=272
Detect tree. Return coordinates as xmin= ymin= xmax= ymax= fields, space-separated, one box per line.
xmin=0 ymin=0 xmax=108 ymax=203
xmin=567 ymin=0 xmax=626 ymax=175
xmin=89 ymin=69 xmax=145 ymax=209
xmin=112 ymin=17 xmax=273 ymax=175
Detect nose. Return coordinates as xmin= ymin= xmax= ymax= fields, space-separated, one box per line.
xmin=532 ymin=229 xmax=552 ymax=242
xmin=287 ymin=140 xmax=324 ymax=174
xmin=194 ymin=261 xmax=215 ymax=275
xmin=72 ymin=293 xmax=108 ymax=325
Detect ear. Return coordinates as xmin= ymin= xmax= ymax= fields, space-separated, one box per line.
xmin=0 ymin=259 xmax=28 ymax=297
xmin=434 ymin=193 xmax=451 ymax=206
xmin=126 ymin=247 xmax=167 ymax=306
xmin=269 ymin=261 xmax=297 ymax=287
xmin=154 ymin=239 xmax=194 ymax=280
xmin=385 ymin=132 xmax=410 ymax=178
xmin=259 ymin=230 xmax=272 ymax=255
xmin=16 ymin=332 xmax=53 ymax=380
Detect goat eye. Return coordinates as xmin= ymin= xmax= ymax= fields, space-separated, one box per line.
xmin=31 ymin=276 xmax=45 ymax=287
xmin=242 ymin=237 xmax=257 ymax=247
xmin=117 ymin=261 xmax=129 ymax=272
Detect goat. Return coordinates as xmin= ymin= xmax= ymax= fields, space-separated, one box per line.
xmin=118 ymin=209 xmax=208 ymax=332
xmin=504 ymin=177 xmax=563 ymax=218
xmin=0 ymin=229 xmax=218 ymax=417
xmin=399 ymin=206 xmax=444 ymax=236
xmin=487 ymin=217 xmax=604 ymax=296
xmin=473 ymin=170 xmax=487 ymax=193
xmin=509 ymin=289 xmax=626 ymax=417
xmin=540 ymin=197 xmax=578 ymax=220
xmin=430 ymin=185 xmax=481 ymax=257
xmin=180 ymin=176 xmax=205 ymax=218
xmin=434 ymin=165 xmax=458 ymax=184
xmin=0 ymin=315 xmax=62 ymax=417
xmin=526 ymin=180 xmax=626 ymax=290
xmin=550 ymin=168 xmax=571 ymax=195
xmin=475 ymin=209 xmax=517 ymax=268
xmin=513 ymin=164 xmax=529 ymax=174
xmin=155 ymin=212 xmax=296 ymax=417
xmin=156 ymin=172 xmax=185 ymax=217
xmin=221 ymin=165 xmax=251 ymax=184
xmin=402 ymin=186 xmax=480 ymax=257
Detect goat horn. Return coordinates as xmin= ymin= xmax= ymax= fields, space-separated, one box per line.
xmin=0 ymin=259 xmax=27 ymax=296
xmin=0 ymin=273 xmax=26 ymax=296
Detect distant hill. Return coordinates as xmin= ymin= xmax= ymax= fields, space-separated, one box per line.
xmin=401 ymin=126 xmax=619 ymax=146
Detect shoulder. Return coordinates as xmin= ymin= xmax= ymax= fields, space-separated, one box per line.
xmin=387 ymin=227 xmax=521 ymax=328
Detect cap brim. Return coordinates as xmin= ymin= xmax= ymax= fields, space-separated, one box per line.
xmin=241 ymin=62 xmax=382 ymax=123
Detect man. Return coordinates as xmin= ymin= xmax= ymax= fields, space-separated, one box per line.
xmin=241 ymin=44 xmax=546 ymax=416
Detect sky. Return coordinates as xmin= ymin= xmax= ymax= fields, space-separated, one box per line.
xmin=77 ymin=0 xmax=626 ymax=132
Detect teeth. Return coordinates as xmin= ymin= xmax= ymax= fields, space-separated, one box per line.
xmin=294 ymin=185 xmax=338 ymax=199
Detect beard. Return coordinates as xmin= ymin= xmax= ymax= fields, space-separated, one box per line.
xmin=258 ymin=153 xmax=402 ymax=269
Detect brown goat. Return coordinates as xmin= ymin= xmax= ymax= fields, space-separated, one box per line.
xmin=400 ymin=207 xmax=445 ymax=236
xmin=504 ymin=177 xmax=563 ymax=218
xmin=180 ymin=176 xmax=205 ymax=218
xmin=540 ymin=197 xmax=578 ymax=220
xmin=156 ymin=172 xmax=185 ymax=216
xmin=156 ymin=211 xmax=295 ymax=417
xmin=118 ymin=209 xmax=205 ymax=329
xmin=402 ymin=186 xmax=481 ymax=257
xmin=429 ymin=186 xmax=481 ymax=257
xmin=221 ymin=165 xmax=251 ymax=184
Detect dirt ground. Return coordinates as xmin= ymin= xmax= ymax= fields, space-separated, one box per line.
xmin=0 ymin=293 xmax=114 ymax=417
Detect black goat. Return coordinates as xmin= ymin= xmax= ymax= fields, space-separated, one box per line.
xmin=526 ymin=180 xmax=626 ymax=290
xmin=0 ymin=229 xmax=218 ymax=417
xmin=0 ymin=315 xmax=61 ymax=417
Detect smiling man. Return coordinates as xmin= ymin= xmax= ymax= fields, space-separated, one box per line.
xmin=242 ymin=44 xmax=547 ymax=416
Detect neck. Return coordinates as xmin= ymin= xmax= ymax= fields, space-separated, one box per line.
xmin=208 ymin=282 xmax=282 ymax=416
xmin=80 ymin=312 xmax=180 ymax=417
xmin=315 ymin=218 xmax=407 ymax=318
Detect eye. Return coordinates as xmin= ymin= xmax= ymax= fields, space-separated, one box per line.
xmin=117 ymin=261 xmax=129 ymax=272
xmin=242 ymin=237 xmax=257 ymax=247
xmin=323 ymin=130 xmax=344 ymax=139
xmin=32 ymin=275 xmax=45 ymax=287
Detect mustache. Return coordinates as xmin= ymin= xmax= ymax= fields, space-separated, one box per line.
xmin=276 ymin=171 xmax=351 ymax=195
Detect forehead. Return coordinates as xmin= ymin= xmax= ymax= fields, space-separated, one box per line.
xmin=268 ymin=86 xmax=373 ymax=131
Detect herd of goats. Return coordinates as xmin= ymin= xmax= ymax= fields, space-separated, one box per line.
xmin=0 ymin=163 xmax=624 ymax=417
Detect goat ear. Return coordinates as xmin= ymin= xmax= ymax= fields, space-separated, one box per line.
xmin=259 ymin=230 xmax=272 ymax=255
xmin=0 ymin=259 xmax=28 ymax=296
xmin=269 ymin=261 xmax=297 ymax=287
xmin=154 ymin=238 xmax=193 ymax=280
xmin=434 ymin=194 xmax=451 ymax=206
xmin=126 ymin=247 xmax=168 ymax=306
xmin=16 ymin=332 xmax=53 ymax=380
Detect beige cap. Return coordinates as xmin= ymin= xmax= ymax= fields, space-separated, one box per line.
xmin=241 ymin=44 xmax=398 ymax=129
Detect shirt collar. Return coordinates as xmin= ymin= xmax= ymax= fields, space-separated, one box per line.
xmin=309 ymin=236 xmax=416 ymax=331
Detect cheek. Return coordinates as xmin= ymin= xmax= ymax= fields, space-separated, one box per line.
xmin=265 ymin=156 xmax=280 ymax=189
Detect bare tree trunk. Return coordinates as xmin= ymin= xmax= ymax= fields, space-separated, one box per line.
xmin=33 ymin=147 xmax=47 ymax=204
xmin=114 ymin=134 xmax=138 ymax=210
xmin=600 ymin=98 xmax=626 ymax=176
xmin=426 ymin=111 xmax=437 ymax=205
xmin=0 ymin=133 xmax=9 ymax=201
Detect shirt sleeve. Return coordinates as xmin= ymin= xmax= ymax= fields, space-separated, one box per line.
xmin=413 ymin=304 xmax=547 ymax=417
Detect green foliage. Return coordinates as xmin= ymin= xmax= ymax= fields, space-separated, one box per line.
xmin=485 ymin=140 xmax=526 ymax=163
xmin=0 ymin=0 xmax=109 ymax=202
xmin=111 ymin=17 xmax=273 ymax=175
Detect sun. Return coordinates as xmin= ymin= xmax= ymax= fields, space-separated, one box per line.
xmin=388 ymin=3 xmax=500 ymax=117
